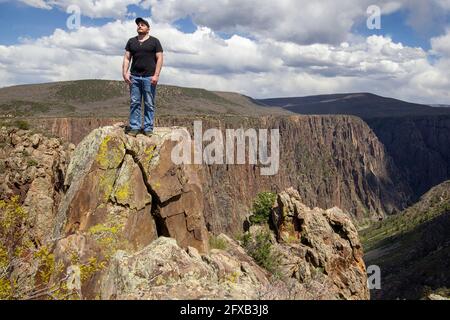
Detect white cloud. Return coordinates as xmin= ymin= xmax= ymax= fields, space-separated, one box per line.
xmin=18 ymin=0 xmax=51 ymax=9
xmin=18 ymin=0 xmax=144 ymax=18
xmin=274 ymin=35 xmax=427 ymax=79
xmin=148 ymin=0 xmax=374 ymax=45
xmin=431 ymin=28 xmax=450 ymax=56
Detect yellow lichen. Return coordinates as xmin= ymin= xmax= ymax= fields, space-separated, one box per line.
xmin=98 ymin=170 xmax=116 ymax=202
xmin=114 ymin=181 xmax=131 ymax=203
xmin=88 ymin=222 xmax=126 ymax=260
xmin=144 ymin=145 xmax=157 ymax=163
xmin=88 ymin=223 xmax=121 ymax=236
xmin=34 ymin=245 xmax=64 ymax=284
xmin=79 ymin=257 xmax=106 ymax=282
xmin=96 ymin=136 xmax=111 ymax=168
xmin=225 ymin=271 xmax=240 ymax=284
xmin=0 ymin=195 xmax=27 ymax=231
xmin=154 ymin=275 xmax=166 ymax=286
xmin=0 ymin=278 xmax=12 ymax=300
xmin=95 ymin=136 xmax=124 ymax=169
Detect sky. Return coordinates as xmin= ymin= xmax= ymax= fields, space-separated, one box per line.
xmin=0 ymin=0 xmax=449 ymax=104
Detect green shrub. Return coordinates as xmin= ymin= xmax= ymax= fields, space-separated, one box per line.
xmin=209 ymin=235 xmax=228 ymax=250
xmin=0 ymin=196 xmax=29 ymax=299
xmin=242 ymin=229 xmax=281 ymax=274
xmin=27 ymin=159 xmax=38 ymax=167
xmin=14 ymin=120 xmax=29 ymax=130
xmin=249 ymin=192 xmax=277 ymax=225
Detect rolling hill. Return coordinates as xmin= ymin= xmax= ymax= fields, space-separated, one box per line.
xmin=0 ymin=79 xmax=291 ymax=118
xmin=256 ymin=92 xmax=450 ymax=118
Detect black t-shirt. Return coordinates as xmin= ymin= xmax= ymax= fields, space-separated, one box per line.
xmin=125 ymin=36 xmax=163 ymax=77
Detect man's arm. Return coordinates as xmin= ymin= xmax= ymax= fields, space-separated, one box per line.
xmin=151 ymin=52 xmax=164 ymax=85
xmin=122 ymin=51 xmax=132 ymax=85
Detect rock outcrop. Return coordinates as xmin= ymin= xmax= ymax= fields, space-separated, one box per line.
xmin=271 ymin=188 xmax=369 ymax=300
xmin=97 ymin=188 xmax=368 ymax=300
xmin=52 ymin=123 xmax=209 ymax=254
xmin=0 ymin=127 xmax=72 ymax=244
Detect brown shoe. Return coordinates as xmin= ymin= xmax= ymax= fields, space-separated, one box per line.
xmin=127 ymin=129 xmax=140 ymax=137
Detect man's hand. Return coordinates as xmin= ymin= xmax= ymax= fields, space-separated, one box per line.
xmin=123 ymin=72 xmax=131 ymax=85
xmin=151 ymin=74 xmax=159 ymax=85
xmin=122 ymin=51 xmax=132 ymax=85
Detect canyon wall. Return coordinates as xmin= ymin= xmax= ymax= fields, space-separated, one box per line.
xmin=367 ymin=115 xmax=450 ymax=201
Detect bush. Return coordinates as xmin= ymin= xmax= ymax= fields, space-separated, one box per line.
xmin=209 ymin=235 xmax=228 ymax=250
xmin=0 ymin=196 xmax=29 ymax=299
xmin=241 ymin=229 xmax=281 ymax=274
xmin=14 ymin=120 xmax=29 ymax=130
xmin=27 ymin=159 xmax=38 ymax=167
xmin=249 ymin=192 xmax=277 ymax=225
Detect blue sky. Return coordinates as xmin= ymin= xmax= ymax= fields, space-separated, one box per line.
xmin=352 ymin=10 xmax=439 ymax=51
xmin=0 ymin=0 xmax=449 ymax=104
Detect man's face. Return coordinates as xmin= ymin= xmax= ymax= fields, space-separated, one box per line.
xmin=137 ymin=22 xmax=149 ymax=35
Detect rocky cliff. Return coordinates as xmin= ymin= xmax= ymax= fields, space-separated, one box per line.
xmin=0 ymin=124 xmax=368 ymax=300
xmin=0 ymin=127 xmax=72 ymax=244
xmin=29 ymin=115 xmax=411 ymax=233
xmin=367 ymin=115 xmax=450 ymax=200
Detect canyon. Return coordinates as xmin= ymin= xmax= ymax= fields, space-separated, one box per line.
xmin=0 ymin=124 xmax=368 ymax=299
xmin=1 ymin=80 xmax=449 ymax=299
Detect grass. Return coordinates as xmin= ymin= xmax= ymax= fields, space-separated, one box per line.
xmin=209 ymin=235 xmax=228 ymax=250
xmin=55 ymin=80 xmax=126 ymax=103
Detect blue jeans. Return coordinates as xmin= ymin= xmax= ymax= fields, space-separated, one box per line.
xmin=129 ymin=74 xmax=156 ymax=132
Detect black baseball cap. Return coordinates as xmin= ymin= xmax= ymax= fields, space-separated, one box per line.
xmin=135 ymin=17 xmax=150 ymax=28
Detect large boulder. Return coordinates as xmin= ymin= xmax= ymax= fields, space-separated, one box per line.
xmin=53 ymin=124 xmax=209 ymax=254
xmin=100 ymin=236 xmax=272 ymax=300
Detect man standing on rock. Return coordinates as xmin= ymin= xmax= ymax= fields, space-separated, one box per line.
xmin=122 ymin=17 xmax=164 ymax=137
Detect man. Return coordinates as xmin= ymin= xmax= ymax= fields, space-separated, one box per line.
xmin=122 ymin=17 xmax=164 ymax=137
